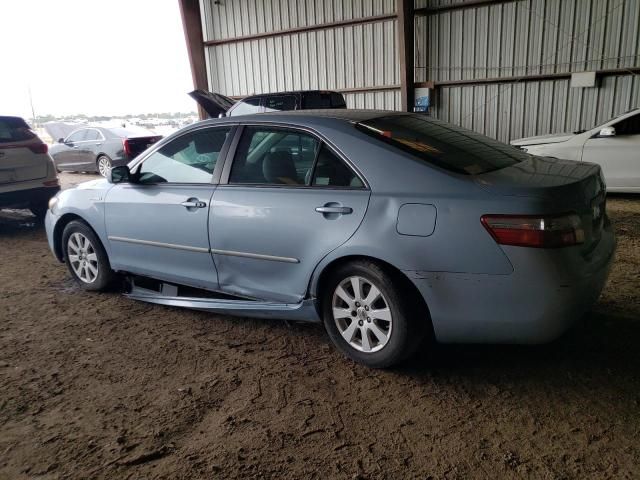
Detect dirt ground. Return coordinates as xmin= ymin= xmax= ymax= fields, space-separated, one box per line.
xmin=1 ymin=173 xmax=638 ymax=479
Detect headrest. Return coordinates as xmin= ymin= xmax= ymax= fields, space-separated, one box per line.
xmin=262 ymin=151 xmax=298 ymax=184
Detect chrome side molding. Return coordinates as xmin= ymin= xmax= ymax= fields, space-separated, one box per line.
xmin=211 ymin=248 xmax=300 ymax=264
xmin=108 ymin=236 xmax=299 ymax=263
xmin=108 ymin=236 xmax=210 ymax=253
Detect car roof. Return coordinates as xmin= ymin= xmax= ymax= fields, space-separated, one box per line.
xmin=243 ymin=90 xmax=344 ymax=99
xmin=200 ymin=109 xmax=405 ymax=127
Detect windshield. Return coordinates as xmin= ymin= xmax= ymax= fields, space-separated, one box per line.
xmin=356 ymin=114 xmax=528 ymax=175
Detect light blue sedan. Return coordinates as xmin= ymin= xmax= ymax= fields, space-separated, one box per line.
xmin=45 ymin=110 xmax=615 ymax=368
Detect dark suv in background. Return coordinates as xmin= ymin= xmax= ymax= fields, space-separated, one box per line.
xmin=189 ymin=89 xmax=347 ymax=118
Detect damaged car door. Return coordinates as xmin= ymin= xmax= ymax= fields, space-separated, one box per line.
xmin=104 ymin=125 xmax=234 ymax=290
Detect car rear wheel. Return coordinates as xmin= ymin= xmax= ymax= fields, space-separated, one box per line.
xmin=62 ymin=220 xmax=116 ymax=291
xmin=322 ymin=260 xmax=425 ymax=368
xmin=97 ymin=155 xmax=112 ymax=177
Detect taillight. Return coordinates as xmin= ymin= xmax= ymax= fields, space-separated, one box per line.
xmin=122 ymin=138 xmax=132 ymax=157
xmin=28 ymin=143 xmax=48 ymax=154
xmin=481 ymin=213 xmax=585 ymax=248
xmin=43 ymin=179 xmax=59 ymax=187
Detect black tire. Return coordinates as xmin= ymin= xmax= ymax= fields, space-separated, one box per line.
xmin=62 ymin=220 xmax=116 ymax=291
xmin=322 ymin=260 xmax=427 ymax=368
xmin=29 ymin=203 xmax=48 ymax=220
xmin=96 ymin=155 xmax=112 ymax=177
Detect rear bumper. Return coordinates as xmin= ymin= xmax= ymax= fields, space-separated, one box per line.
xmin=0 ymin=185 xmax=60 ymax=209
xmin=406 ymin=223 xmax=615 ymax=344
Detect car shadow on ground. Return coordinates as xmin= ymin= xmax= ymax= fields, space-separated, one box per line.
xmin=401 ymin=309 xmax=640 ymax=394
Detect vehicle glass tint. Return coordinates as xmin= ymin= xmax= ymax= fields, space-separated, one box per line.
xmin=229 ymin=127 xmax=320 ymax=185
xmin=84 ymin=129 xmax=100 ymax=141
xmin=312 ymin=146 xmax=364 ymax=187
xmin=138 ymin=127 xmax=231 ymax=183
xmin=264 ymin=95 xmax=297 ymax=112
xmin=331 ymin=92 xmax=347 ymax=108
xmin=302 ymin=92 xmax=334 ymax=109
xmin=67 ymin=130 xmax=88 ymax=143
xmin=357 ymin=114 xmax=527 ymax=175
xmin=230 ymin=97 xmax=262 ymax=116
xmin=0 ymin=117 xmax=35 ymax=143
xmin=613 ymin=113 xmax=640 ymax=136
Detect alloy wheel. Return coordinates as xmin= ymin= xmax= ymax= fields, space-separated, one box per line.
xmin=98 ymin=157 xmax=111 ymax=177
xmin=332 ymin=275 xmax=393 ymax=353
xmin=67 ymin=232 xmax=99 ymax=283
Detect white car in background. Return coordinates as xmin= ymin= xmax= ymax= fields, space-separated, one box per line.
xmin=511 ymin=108 xmax=640 ymax=192
xmin=0 ymin=116 xmax=60 ymax=218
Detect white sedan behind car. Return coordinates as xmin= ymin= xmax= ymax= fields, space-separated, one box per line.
xmin=511 ymin=108 xmax=640 ymax=192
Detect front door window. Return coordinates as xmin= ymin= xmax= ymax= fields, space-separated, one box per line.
xmin=138 ymin=127 xmax=231 ymax=184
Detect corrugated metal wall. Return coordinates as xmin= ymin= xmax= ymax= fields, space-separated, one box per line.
xmin=196 ymin=0 xmax=638 ymax=139
xmin=199 ymin=0 xmax=401 ymax=110
xmin=416 ymin=0 xmax=640 ymax=141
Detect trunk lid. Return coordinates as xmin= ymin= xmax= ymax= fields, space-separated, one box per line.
xmin=188 ymin=89 xmax=235 ymax=118
xmin=476 ymin=156 xmax=606 ymax=253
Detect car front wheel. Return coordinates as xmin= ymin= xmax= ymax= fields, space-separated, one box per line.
xmin=62 ymin=220 xmax=116 ymax=291
xmin=322 ymin=260 xmax=425 ymax=368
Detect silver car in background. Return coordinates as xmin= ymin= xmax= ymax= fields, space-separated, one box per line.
xmin=45 ymin=110 xmax=615 ymax=368
xmin=512 ymin=108 xmax=640 ymax=192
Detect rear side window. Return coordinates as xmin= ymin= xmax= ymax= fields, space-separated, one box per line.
xmin=84 ymin=129 xmax=101 ymax=141
xmin=300 ymin=92 xmax=347 ymax=109
xmin=357 ymin=115 xmax=527 ymax=175
xmin=331 ymin=92 xmax=347 ymax=108
xmin=0 ymin=117 xmax=35 ymax=143
xmin=229 ymin=127 xmax=319 ymax=185
xmin=264 ymin=95 xmax=297 ymax=112
xmin=312 ymin=146 xmax=363 ymax=187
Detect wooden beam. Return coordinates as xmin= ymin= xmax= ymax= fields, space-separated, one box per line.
xmin=397 ymin=0 xmax=414 ymax=112
xmin=178 ymin=0 xmax=208 ymax=119
xmin=203 ymin=14 xmax=398 ymax=47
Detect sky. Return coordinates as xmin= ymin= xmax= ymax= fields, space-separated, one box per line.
xmin=0 ymin=0 xmax=196 ymax=118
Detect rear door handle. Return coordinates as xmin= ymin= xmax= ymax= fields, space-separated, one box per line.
xmin=315 ymin=206 xmax=353 ymax=214
xmin=181 ymin=199 xmax=207 ymax=209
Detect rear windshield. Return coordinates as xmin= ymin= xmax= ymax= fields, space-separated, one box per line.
xmin=0 ymin=117 xmax=36 ymax=144
xmin=356 ymin=114 xmax=527 ymax=175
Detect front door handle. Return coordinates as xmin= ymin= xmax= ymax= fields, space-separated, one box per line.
xmin=181 ymin=199 xmax=207 ymax=209
xmin=315 ymin=206 xmax=353 ymax=214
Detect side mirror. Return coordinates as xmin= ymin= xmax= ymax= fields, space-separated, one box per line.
xmin=58 ymin=137 xmax=65 ymax=143
xmin=107 ymin=165 xmax=131 ymax=184
xmin=598 ymin=126 xmax=616 ymax=137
